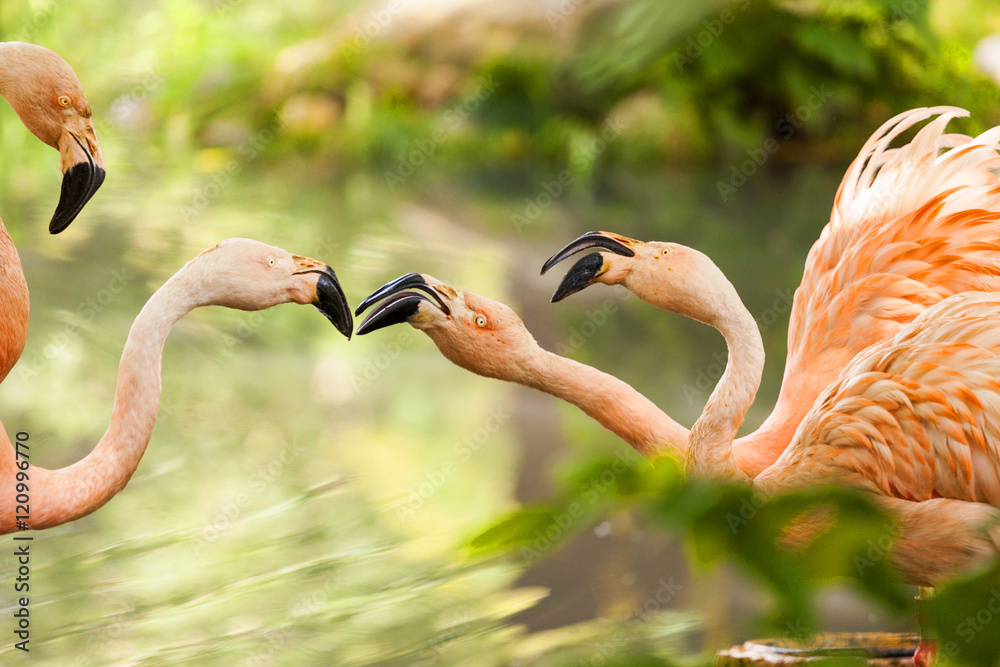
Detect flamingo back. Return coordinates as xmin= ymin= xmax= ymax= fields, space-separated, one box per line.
xmin=760 ymin=291 xmax=1000 ymax=507
xmin=745 ymin=108 xmax=1000 ymax=476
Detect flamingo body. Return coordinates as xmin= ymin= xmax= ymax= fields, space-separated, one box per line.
xmin=544 ymin=107 xmax=1000 ymax=476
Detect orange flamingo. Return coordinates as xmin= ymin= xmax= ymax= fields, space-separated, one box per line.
xmin=549 ymin=234 xmax=1000 ymax=666
xmin=542 ymin=107 xmax=1000 ymax=477
xmin=0 ymin=42 xmax=107 ymax=383
xmin=354 ymin=274 xmax=993 ymax=664
xmin=0 ymin=239 xmax=352 ymax=533
xmin=356 ymin=273 xmax=1000 ymax=584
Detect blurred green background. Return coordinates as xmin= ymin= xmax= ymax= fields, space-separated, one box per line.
xmin=1 ymin=0 xmax=1000 ymax=664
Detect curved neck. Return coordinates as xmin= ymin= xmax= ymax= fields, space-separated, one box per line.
xmin=686 ymin=296 xmax=765 ymax=482
xmin=1 ymin=270 xmax=199 ymax=532
xmin=520 ymin=348 xmax=689 ymax=459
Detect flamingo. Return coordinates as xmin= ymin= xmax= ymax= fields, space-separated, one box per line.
xmin=542 ymin=107 xmax=1000 ymax=477
xmin=355 ymin=273 xmax=1000 ymax=667
xmin=0 ymin=239 xmax=352 ymax=533
xmin=355 ymin=271 xmax=1000 ymax=576
xmin=546 ymin=235 xmax=1000 ymax=665
xmin=0 ymin=41 xmax=107 ymax=383
xmin=354 ymin=273 xmax=687 ymax=458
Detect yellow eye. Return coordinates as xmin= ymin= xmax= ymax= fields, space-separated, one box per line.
xmin=474 ymin=315 xmax=487 ymax=328
xmin=57 ymin=95 xmax=72 ymax=108
xmin=266 ymin=257 xmax=276 ymax=267
xmin=662 ymin=248 xmax=670 ymax=255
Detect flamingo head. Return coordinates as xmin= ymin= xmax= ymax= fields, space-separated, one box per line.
xmin=354 ymin=273 xmax=537 ymax=381
xmin=1 ymin=43 xmax=106 ymax=233
xmin=541 ymin=230 xmax=738 ymax=328
xmin=184 ymin=239 xmax=353 ymax=338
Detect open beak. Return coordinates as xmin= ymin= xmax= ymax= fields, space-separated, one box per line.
xmin=293 ymin=259 xmax=353 ymax=339
xmin=355 ymin=273 xmax=450 ymax=336
xmin=51 ymin=119 xmax=106 ymax=234
xmin=540 ymin=231 xmax=639 ymax=302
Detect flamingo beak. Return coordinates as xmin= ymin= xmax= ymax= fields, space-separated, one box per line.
xmin=355 ymin=273 xmax=451 ymax=336
xmin=292 ymin=260 xmax=353 ymax=339
xmin=540 ymin=231 xmax=637 ymax=276
xmin=541 ymin=231 xmax=639 ymax=303
xmin=550 ymin=253 xmax=608 ymax=302
xmin=51 ymin=119 xmax=106 ymax=234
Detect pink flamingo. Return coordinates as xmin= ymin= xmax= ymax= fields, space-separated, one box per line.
xmin=355 ymin=273 xmax=686 ymax=458
xmin=548 ymin=233 xmax=1000 ymax=665
xmin=542 ymin=107 xmax=1000 ymax=476
xmin=0 ymin=41 xmax=107 ymax=383
xmin=0 ymin=239 xmax=352 ymax=533
xmin=356 ymin=270 xmax=1000 ymax=580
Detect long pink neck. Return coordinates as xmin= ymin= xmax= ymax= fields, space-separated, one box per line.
xmin=0 ymin=275 xmax=196 ymax=532
xmin=518 ymin=348 xmax=689 ymax=459
xmin=686 ymin=293 xmax=764 ymax=482
xmin=0 ymin=219 xmax=28 ymax=384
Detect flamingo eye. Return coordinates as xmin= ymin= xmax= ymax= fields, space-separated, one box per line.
xmin=662 ymin=248 xmax=670 ymax=255
xmin=266 ymin=256 xmax=276 ymax=267
xmin=57 ymin=95 xmax=72 ymax=108
xmin=474 ymin=314 xmax=487 ymax=328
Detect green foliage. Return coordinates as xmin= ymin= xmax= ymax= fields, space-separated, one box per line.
xmin=926 ymin=561 xmax=1000 ymax=666
xmin=469 ymin=453 xmax=1000 ymax=655
xmin=6 ymin=0 xmax=997 ymax=181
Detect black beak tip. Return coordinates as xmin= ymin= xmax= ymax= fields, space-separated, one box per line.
xmin=551 ymin=252 xmax=605 ymax=303
xmin=355 ymin=294 xmax=425 ymax=336
xmin=354 ymin=273 xmax=429 ymax=317
xmin=49 ymin=164 xmax=106 ymax=234
xmin=315 ymin=271 xmax=353 ymax=340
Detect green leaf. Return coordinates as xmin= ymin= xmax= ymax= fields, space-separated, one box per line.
xmin=926 ymin=560 xmax=1000 ymax=666
xmin=468 ymin=506 xmax=562 ymax=553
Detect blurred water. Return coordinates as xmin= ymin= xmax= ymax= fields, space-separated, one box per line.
xmin=0 ymin=155 xmax=899 ymax=664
